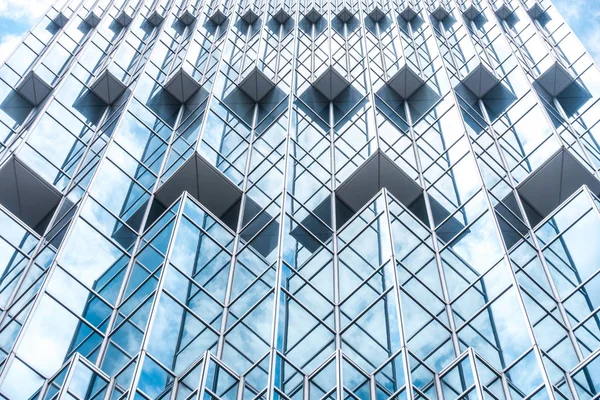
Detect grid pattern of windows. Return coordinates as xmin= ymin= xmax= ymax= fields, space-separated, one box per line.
xmin=0 ymin=0 xmax=600 ymax=398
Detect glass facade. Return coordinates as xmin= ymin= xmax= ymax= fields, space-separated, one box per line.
xmin=0 ymin=0 xmax=600 ymax=398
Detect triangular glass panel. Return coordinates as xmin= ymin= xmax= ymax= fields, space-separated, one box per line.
xmin=386 ymin=65 xmax=425 ymax=99
xmin=164 ymin=67 xmax=202 ymax=104
xmin=53 ymin=12 xmax=69 ymax=28
xmin=400 ymin=5 xmax=418 ymax=21
xmin=116 ymin=10 xmax=133 ymax=27
xmin=16 ymin=70 xmax=53 ymax=106
xmin=460 ymin=62 xmax=500 ymax=98
xmin=237 ymin=67 xmax=277 ymax=102
xmin=84 ymin=10 xmax=101 ymax=27
xmin=90 ymin=69 xmax=128 ymax=105
xmin=312 ymin=66 xmax=351 ymax=101
xmin=147 ymin=9 xmax=165 ymax=26
xmin=534 ymin=61 xmax=575 ymax=97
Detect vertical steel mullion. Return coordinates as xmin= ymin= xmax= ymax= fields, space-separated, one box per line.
xmin=330 ymin=100 xmax=344 ymax=400
xmin=468 ymin=347 xmax=486 ymax=400
xmin=265 ymin=0 xmax=301 ymax=397
xmin=381 ymin=189 xmax=415 ymax=400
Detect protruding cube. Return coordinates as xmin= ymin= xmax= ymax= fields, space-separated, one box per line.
xmin=147 ymin=9 xmax=165 ymax=26
xmin=386 ymin=65 xmax=425 ymax=99
xmin=527 ymin=1 xmax=545 ymax=19
xmin=312 ymin=66 xmax=351 ymax=101
xmin=90 ymin=69 xmax=128 ymax=105
xmin=84 ymin=11 xmax=101 ymax=27
xmin=164 ymin=68 xmax=202 ymax=104
xmin=178 ymin=8 xmax=197 ymax=25
xmin=460 ymin=63 xmax=500 ymax=98
xmin=273 ymin=7 xmax=291 ymax=23
xmin=495 ymin=3 xmax=514 ymax=20
xmin=400 ymin=5 xmax=418 ymax=21
xmin=305 ymin=7 xmax=322 ymax=23
xmin=463 ymin=3 xmax=482 ymax=20
xmin=515 ymin=148 xmax=600 ymax=226
xmin=368 ymin=6 xmax=386 ymax=22
xmin=336 ymin=149 xmax=423 ymax=215
xmin=116 ymin=10 xmax=133 ymax=27
xmin=336 ymin=6 xmax=354 ymax=22
xmin=155 ymin=153 xmax=243 ymax=228
xmin=238 ymin=67 xmax=277 ymax=102
xmin=535 ymin=61 xmax=574 ymax=97
xmin=431 ymin=5 xmax=449 ymax=21
xmin=241 ymin=8 xmax=260 ymax=24
xmin=0 ymin=156 xmax=62 ymax=235
xmin=209 ymin=8 xmax=228 ymax=24
xmin=53 ymin=12 xmax=69 ymax=28
xmin=16 ymin=71 xmax=53 ymax=106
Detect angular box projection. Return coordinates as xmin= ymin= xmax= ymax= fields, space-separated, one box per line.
xmin=241 ymin=8 xmax=260 ymax=24
xmin=312 ymin=66 xmax=352 ymax=101
xmin=495 ymin=3 xmax=514 ymax=20
xmin=155 ymin=153 xmax=243 ymax=221
xmin=0 ymin=157 xmax=62 ymax=235
xmin=164 ymin=68 xmax=202 ymax=104
xmin=209 ymin=8 xmax=228 ymax=24
xmin=400 ymin=5 xmax=419 ymax=21
xmin=527 ymin=1 xmax=545 ymax=19
xmin=178 ymin=8 xmax=197 ymax=25
xmin=116 ymin=10 xmax=133 ymax=27
xmin=336 ymin=6 xmax=354 ymax=22
xmin=463 ymin=3 xmax=482 ymax=20
xmin=147 ymin=9 xmax=165 ymax=26
xmin=460 ymin=62 xmax=500 ymax=98
xmin=535 ymin=61 xmax=575 ymax=97
xmin=16 ymin=70 xmax=53 ymax=106
xmin=84 ymin=10 xmax=101 ymax=27
xmin=516 ymin=148 xmax=600 ymax=226
xmin=237 ymin=67 xmax=277 ymax=102
xmin=431 ymin=5 xmax=449 ymax=21
xmin=367 ymin=6 xmax=387 ymax=22
xmin=336 ymin=149 xmax=423 ymax=214
xmin=386 ymin=65 xmax=426 ymax=99
xmin=305 ymin=7 xmax=322 ymax=23
xmin=52 ymin=12 xmax=69 ymax=28
xmin=273 ymin=6 xmax=291 ymax=23
xmin=90 ymin=69 xmax=128 ymax=105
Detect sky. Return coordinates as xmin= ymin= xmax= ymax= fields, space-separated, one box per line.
xmin=0 ymin=1 xmax=598 ymax=64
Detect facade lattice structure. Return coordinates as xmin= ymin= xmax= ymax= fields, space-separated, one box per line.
xmin=0 ymin=0 xmax=600 ymax=398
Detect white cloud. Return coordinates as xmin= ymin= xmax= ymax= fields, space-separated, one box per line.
xmin=0 ymin=0 xmax=48 ymax=20
xmin=0 ymin=33 xmax=21 ymax=64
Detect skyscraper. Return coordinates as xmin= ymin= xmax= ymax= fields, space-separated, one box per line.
xmin=0 ymin=0 xmax=599 ymax=397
